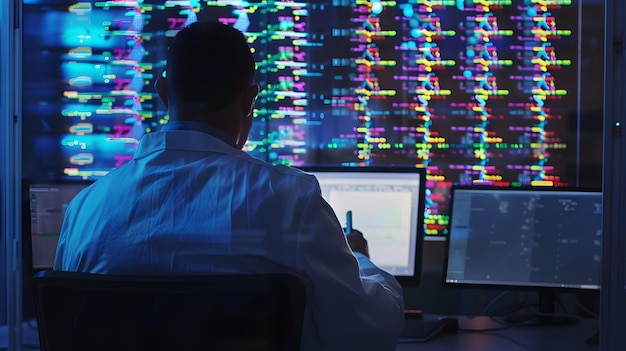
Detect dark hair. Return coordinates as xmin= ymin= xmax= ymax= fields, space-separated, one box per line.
xmin=166 ymin=21 xmax=256 ymax=112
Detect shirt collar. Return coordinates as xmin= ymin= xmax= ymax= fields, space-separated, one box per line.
xmin=161 ymin=121 xmax=238 ymax=149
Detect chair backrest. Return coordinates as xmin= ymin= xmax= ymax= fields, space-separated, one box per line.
xmin=32 ymin=270 xmax=307 ymax=351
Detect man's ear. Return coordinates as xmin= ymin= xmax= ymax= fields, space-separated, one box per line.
xmin=241 ymin=84 xmax=260 ymax=116
xmin=155 ymin=77 xmax=169 ymax=109
xmin=236 ymin=85 xmax=260 ymax=149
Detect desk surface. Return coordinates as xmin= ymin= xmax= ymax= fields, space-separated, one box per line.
xmin=2 ymin=316 xmax=598 ymax=351
xmin=396 ymin=315 xmax=599 ymax=351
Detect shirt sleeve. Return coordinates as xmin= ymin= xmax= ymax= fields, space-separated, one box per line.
xmin=295 ymin=185 xmax=405 ymax=351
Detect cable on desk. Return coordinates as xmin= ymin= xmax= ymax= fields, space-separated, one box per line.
xmin=479 ymin=290 xmax=511 ymax=315
xmin=481 ymin=290 xmax=594 ymax=322
xmin=481 ymin=293 xmax=533 ymax=318
xmin=496 ymin=293 xmax=583 ymax=326
xmin=570 ymin=294 xmax=600 ymax=319
xmin=512 ymin=304 xmax=584 ymax=326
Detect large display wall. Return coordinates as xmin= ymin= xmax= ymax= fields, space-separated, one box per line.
xmin=22 ymin=0 xmax=604 ymax=236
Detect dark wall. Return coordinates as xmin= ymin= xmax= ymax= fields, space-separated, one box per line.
xmin=0 ymin=232 xmax=5 ymax=326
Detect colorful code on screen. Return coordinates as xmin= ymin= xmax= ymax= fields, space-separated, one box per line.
xmin=22 ymin=0 xmax=604 ymax=236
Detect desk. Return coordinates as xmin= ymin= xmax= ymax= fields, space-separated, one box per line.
xmin=396 ymin=316 xmax=599 ymax=351
xmin=2 ymin=316 xmax=598 ymax=351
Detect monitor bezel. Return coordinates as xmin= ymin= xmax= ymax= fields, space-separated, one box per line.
xmin=442 ymin=185 xmax=603 ymax=293
xmin=297 ymin=166 xmax=427 ymax=287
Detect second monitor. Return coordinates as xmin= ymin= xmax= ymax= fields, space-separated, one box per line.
xmin=444 ymin=186 xmax=602 ymax=291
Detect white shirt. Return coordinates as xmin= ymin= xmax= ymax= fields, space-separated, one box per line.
xmin=55 ymin=123 xmax=405 ymax=350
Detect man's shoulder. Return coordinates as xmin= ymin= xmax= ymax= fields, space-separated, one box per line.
xmin=272 ymin=165 xmax=315 ymax=181
xmin=247 ymin=163 xmax=319 ymax=194
xmin=270 ymin=164 xmax=317 ymax=182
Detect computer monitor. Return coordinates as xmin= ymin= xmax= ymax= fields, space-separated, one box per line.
xmin=298 ymin=167 xmax=426 ymax=287
xmin=24 ymin=181 xmax=92 ymax=270
xmin=443 ymin=186 xmax=602 ymax=323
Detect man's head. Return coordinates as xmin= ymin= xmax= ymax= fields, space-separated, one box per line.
xmin=155 ymin=21 xmax=259 ymax=148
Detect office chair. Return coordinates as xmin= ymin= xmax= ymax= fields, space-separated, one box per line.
xmin=32 ymin=270 xmax=307 ymax=351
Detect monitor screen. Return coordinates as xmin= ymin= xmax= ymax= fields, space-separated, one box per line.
xmin=444 ymin=186 xmax=602 ymax=291
xmin=21 ymin=0 xmax=605 ymax=238
xmin=25 ymin=181 xmax=91 ymax=269
xmin=299 ymin=167 xmax=426 ymax=286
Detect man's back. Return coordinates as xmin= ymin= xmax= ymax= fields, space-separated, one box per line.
xmin=56 ymin=128 xmax=319 ymax=275
xmin=55 ymin=127 xmax=405 ymax=350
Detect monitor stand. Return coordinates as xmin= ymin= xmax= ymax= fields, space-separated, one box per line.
xmin=504 ymin=292 xmax=579 ymax=326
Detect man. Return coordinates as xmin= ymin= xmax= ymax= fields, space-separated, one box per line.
xmin=55 ymin=21 xmax=404 ymax=350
